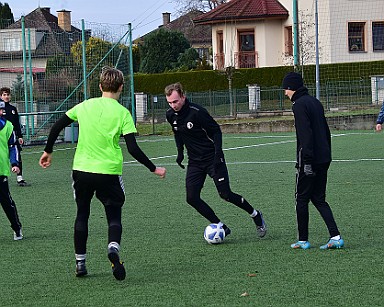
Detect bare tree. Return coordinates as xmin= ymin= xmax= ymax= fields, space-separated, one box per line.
xmin=282 ymin=10 xmax=326 ymax=71
xmin=174 ymin=0 xmax=227 ymax=13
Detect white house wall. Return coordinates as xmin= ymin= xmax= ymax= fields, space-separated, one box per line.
xmin=0 ymin=58 xmax=47 ymax=88
xmin=328 ymin=0 xmax=384 ymax=63
xmin=259 ymin=20 xmax=285 ymax=67
xmin=212 ymin=20 xmax=285 ymax=69
xmin=0 ymin=28 xmax=38 ymax=51
xmin=279 ymin=0 xmax=384 ymax=65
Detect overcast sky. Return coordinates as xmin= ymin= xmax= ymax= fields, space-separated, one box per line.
xmin=6 ymin=0 xmax=178 ymax=38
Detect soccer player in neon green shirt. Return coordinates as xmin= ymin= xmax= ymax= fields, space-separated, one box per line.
xmin=39 ymin=67 xmax=166 ymax=280
xmin=0 ymin=101 xmax=23 ymax=240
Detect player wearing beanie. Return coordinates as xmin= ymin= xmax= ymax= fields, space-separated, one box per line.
xmin=282 ymin=72 xmax=344 ymax=250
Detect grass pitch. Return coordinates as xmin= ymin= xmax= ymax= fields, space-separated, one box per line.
xmin=1 ymin=131 xmax=382 ymax=306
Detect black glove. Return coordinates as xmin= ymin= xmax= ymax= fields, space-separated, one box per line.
xmin=176 ymin=151 xmax=185 ymax=169
xmin=303 ymin=164 xmax=315 ymax=177
xmin=213 ymin=150 xmax=225 ymax=171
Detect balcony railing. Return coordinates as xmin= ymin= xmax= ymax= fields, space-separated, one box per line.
xmin=234 ymin=51 xmax=259 ymax=68
xmin=214 ymin=53 xmax=225 ymax=70
xmin=214 ymin=51 xmax=259 ymax=69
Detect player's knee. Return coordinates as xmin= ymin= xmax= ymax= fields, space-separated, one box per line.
xmin=219 ymin=190 xmax=231 ymax=201
xmin=186 ymin=194 xmax=200 ymax=208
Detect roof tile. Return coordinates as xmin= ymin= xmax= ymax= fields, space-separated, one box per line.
xmin=193 ymin=0 xmax=288 ymax=24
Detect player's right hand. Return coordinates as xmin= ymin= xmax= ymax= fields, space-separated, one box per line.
xmin=154 ymin=167 xmax=166 ymax=178
xmin=39 ymin=152 xmax=52 ymax=168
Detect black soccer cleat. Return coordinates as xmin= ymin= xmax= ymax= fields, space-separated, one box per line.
xmin=17 ymin=180 xmax=31 ymax=187
xmin=254 ymin=211 xmax=267 ymax=238
xmin=75 ymin=260 xmax=88 ymax=277
xmin=108 ymin=247 xmax=126 ymax=281
xmin=224 ymin=226 xmax=231 ymax=237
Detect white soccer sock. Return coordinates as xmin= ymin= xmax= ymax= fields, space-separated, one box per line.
xmin=217 ymin=222 xmax=224 ymax=228
xmin=108 ymin=241 xmax=120 ymax=252
xmin=17 ymin=175 xmax=23 ymax=182
xmin=75 ymin=254 xmax=86 ymax=261
xmin=250 ymin=209 xmax=258 ymax=218
xmin=331 ymin=235 xmax=341 ymax=240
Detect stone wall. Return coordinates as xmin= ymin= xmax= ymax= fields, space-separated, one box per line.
xmin=220 ymin=114 xmax=377 ymax=133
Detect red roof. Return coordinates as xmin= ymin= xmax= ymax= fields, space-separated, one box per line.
xmin=193 ymin=0 xmax=289 ymax=24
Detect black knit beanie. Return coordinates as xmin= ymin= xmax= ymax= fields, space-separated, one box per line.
xmin=282 ymin=72 xmax=303 ymax=90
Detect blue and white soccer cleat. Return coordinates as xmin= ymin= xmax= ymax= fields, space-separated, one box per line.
xmin=291 ymin=241 xmax=311 ymax=249
xmin=320 ymin=238 xmax=344 ymax=250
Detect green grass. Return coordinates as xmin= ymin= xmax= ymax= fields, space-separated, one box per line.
xmin=1 ymin=131 xmax=383 ymax=306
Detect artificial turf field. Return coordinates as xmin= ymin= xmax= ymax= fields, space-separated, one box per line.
xmin=1 ymin=131 xmax=382 ymax=306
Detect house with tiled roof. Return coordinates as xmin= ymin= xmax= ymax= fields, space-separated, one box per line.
xmin=0 ymin=7 xmax=85 ymax=88
xmin=193 ymin=0 xmax=289 ymax=69
xmin=193 ymin=0 xmax=384 ymax=69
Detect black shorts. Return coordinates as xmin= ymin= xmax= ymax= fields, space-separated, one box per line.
xmin=186 ymin=159 xmax=230 ymax=191
xmin=72 ymin=170 xmax=125 ymax=208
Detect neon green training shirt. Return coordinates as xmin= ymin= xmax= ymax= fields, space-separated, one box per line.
xmin=0 ymin=120 xmax=14 ymax=177
xmin=66 ymin=97 xmax=136 ymax=175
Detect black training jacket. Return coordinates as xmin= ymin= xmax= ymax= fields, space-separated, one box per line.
xmin=291 ymin=87 xmax=331 ymax=166
xmin=166 ymin=99 xmax=222 ymax=162
xmin=3 ymin=102 xmax=22 ymax=139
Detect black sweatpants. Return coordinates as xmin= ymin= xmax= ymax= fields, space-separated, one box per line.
xmin=0 ymin=176 xmax=22 ymax=232
xmin=185 ymin=159 xmax=255 ymax=224
xmin=72 ymin=170 xmax=125 ymax=254
xmin=295 ymin=162 xmax=340 ymax=241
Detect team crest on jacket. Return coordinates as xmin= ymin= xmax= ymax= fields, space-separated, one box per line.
xmin=187 ymin=122 xmax=193 ymax=129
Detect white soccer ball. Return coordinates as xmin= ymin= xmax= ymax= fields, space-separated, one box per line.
xmin=204 ymin=223 xmax=225 ymax=244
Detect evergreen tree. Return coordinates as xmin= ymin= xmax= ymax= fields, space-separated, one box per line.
xmin=139 ymin=29 xmax=191 ymax=73
xmin=0 ymin=2 xmax=15 ymax=29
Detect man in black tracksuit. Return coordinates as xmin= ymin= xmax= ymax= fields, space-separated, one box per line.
xmin=282 ymin=72 xmax=344 ymax=250
xmin=165 ymin=82 xmax=266 ymax=239
xmin=1 ymin=87 xmax=29 ymax=186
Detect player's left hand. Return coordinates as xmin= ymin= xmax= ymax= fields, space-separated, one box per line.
xmin=176 ymin=151 xmax=185 ymax=169
xmin=213 ymin=150 xmax=225 ymax=171
xmin=303 ymin=164 xmax=316 ymax=177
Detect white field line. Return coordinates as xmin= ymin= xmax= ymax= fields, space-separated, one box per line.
xmin=24 ymin=132 xmax=381 ymax=166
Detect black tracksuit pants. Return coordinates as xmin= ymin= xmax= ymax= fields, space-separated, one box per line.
xmin=295 ymin=162 xmax=340 ymax=241
xmin=0 ymin=176 xmax=22 ymax=232
xmin=185 ymin=159 xmax=255 ymax=224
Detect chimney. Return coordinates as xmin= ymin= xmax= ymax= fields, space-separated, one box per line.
xmin=162 ymin=12 xmax=171 ymax=26
xmin=57 ymin=9 xmax=72 ymax=32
